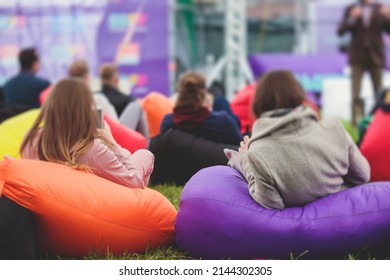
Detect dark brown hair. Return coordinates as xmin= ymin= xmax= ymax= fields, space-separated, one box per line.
xmin=19 ymin=47 xmax=38 ymax=71
xmin=175 ymin=71 xmax=207 ymax=110
xmin=252 ymin=70 xmax=305 ymax=118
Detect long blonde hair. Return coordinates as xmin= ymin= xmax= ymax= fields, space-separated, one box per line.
xmin=21 ymin=78 xmax=99 ymax=169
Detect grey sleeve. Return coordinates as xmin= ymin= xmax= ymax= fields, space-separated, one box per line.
xmin=225 ymin=149 xmax=285 ymax=210
xmin=343 ymin=131 xmax=371 ymax=187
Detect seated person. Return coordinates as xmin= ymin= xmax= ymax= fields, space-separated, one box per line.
xmin=225 ymin=70 xmax=370 ymax=210
xmin=99 ymin=63 xmax=135 ymax=116
xmin=21 ymin=78 xmax=154 ymax=188
xmin=3 ymin=47 xmax=50 ymax=108
xmin=208 ymin=80 xmax=241 ymax=130
xmin=40 ymin=60 xmax=117 ymax=121
xmin=160 ymin=71 xmax=242 ymax=145
xmin=98 ymin=63 xmax=149 ymax=139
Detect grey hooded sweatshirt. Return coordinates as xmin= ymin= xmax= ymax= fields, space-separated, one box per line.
xmin=225 ymin=106 xmax=370 ymax=210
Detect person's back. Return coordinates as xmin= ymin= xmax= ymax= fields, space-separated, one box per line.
xmin=3 ymin=48 xmax=50 ymax=108
xmin=160 ymin=71 xmax=242 ymax=145
xmin=99 ymin=63 xmax=134 ymax=116
xmin=161 ymin=110 xmax=242 ymax=145
xmin=244 ymin=106 xmax=369 ymax=209
xmin=21 ymin=78 xmax=154 ymax=189
xmin=225 ymin=70 xmax=370 ymax=210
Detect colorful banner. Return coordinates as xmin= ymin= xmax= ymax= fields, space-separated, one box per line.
xmin=0 ymin=0 xmax=170 ymax=97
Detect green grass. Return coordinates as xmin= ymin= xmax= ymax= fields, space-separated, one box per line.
xmin=341 ymin=120 xmax=359 ymax=143
xmin=151 ymin=184 xmax=183 ymax=209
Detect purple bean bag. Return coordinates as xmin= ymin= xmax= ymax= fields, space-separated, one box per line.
xmin=175 ymin=166 xmax=390 ymax=259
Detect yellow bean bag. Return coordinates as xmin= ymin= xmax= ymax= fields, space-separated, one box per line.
xmin=141 ymin=92 xmax=174 ymax=137
xmin=0 ymin=158 xmax=177 ymax=257
xmin=0 ymin=109 xmax=40 ymax=158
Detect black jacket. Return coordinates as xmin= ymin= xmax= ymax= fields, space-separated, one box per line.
xmin=101 ymin=84 xmax=135 ymax=116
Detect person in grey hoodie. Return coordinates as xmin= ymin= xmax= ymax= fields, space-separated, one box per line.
xmin=224 ymin=70 xmax=370 ymax=210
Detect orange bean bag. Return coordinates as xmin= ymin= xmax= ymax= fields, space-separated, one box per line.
xmin=360 ymin=109 xmax=390 ymax=181
xmin=141 ymin=92 xmax=174 ymax=137
xmin=0 ymin=158 xmax=176 ymax=257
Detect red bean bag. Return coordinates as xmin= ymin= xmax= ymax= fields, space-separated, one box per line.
xmin=141 ymin=92 xmax=174 ymax=137
xmin=0 ymin=158 xmax=176 ymax=258
xmin=231 ymin=83 xmax=320 ymax=134
xmin=303 ymin=98 xmax=320 ymax=118
xmin=230 ymin=83 xmax=256 ymax=134
xmin=39 ymin=85 xmax=53 ymax=105
xmin=360 ymin=109 xmax=390 ymax=181
xmin=104 ymin=115 xmax=147 ymax=153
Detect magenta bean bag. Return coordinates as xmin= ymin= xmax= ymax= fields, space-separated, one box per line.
xmin=175 ymin=166 xmax=390 ymax=259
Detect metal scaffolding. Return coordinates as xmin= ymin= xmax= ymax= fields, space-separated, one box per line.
xmin=206 ymin=0 xmax=254 ymax=100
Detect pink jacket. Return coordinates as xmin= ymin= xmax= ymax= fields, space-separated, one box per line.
xmin=21 ymin=132 xmax=154 ymax=188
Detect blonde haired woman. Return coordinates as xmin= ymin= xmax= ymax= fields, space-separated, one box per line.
xmin=21 ymin=78 xmax=154 ymax=188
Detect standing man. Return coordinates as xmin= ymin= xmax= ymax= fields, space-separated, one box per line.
xmin=338 ymin=0 xmax=390 ymax=126
xmin=3 ymin=47 xmax=50 ymax=108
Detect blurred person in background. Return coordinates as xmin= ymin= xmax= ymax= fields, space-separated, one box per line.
xmin=40 ymin=60 xmax=149 ymax=140
xmin=160 ymin=71 xmax=242 ymax=145
xmin=99 ymin=63 xmax=135 ymax=116
xmin=98 ymin=63 xmax=149 ymax=140
xmin=3 ymin=47 xmax=50 ymax=108
xmin=39 ymin=59 xmax=118 ymax=121
xmin=338 ymin=0 xmax=390 ymax=127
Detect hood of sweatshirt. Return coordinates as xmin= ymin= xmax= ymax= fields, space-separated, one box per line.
xmin=249 ymin=105 xmax=318 ymax=146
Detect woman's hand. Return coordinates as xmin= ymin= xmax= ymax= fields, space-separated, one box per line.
xmin=98 ymin=120 xmax=117 ymax=145
xmin=239 ymin=135 xmax=250 ymax=153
